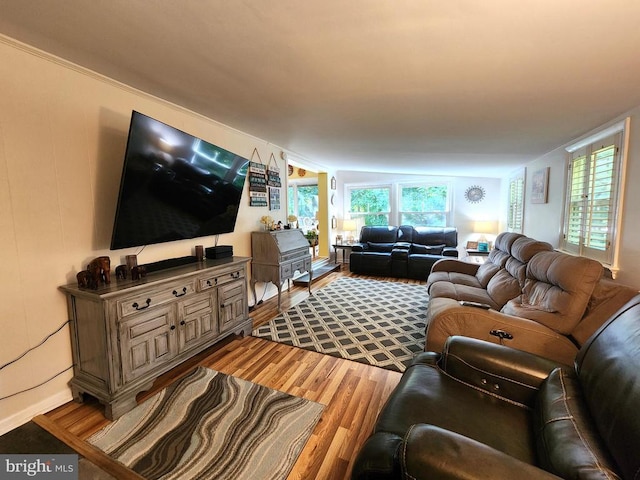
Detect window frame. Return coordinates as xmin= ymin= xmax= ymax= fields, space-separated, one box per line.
xmin=397 ymin=182 xmax=451 ymax=227
xmin=345 ymin=181 xmax=452 ymax=228
xmin=560 ymin=118 xmax=629 ymax=273
xmin=288 ymin=179 xmax=319 ymax=231
xmin=346 ymin=184 xmax=392 ymax=227
xmin=507 ymin=168 xmax=525 ymax=233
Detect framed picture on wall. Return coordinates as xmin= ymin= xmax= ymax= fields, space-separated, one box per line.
xmin=531 ymin=167 xmax=549 ymax=204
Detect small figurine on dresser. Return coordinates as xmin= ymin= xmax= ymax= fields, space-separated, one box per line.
xmin=87 ymin=256 xmax=111 ymax=288
xmin=77 ymin=256 xmax=111 ymax=289
xmin=115 ymin=264 xmax=127 ymax=280
xmin=131 ymin=265 xmax=147 ymax=280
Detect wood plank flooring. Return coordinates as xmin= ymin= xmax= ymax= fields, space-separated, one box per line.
xmin=42 ymin=266 xmax=426 ymax=480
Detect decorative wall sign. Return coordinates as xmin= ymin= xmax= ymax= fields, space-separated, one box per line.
xmin=250 ymin=190 xmax=268 ymax=207
xmin=266 ymin=153 xmax=282 ymax=210
xmin=267 ymin=166 xmax=281 ymax=188
xmin=249 ymin=161 xmax=268 ymax=206
xmin=269 ymin=187 xmax=281 ymax=210
xmin=248 ymin=148 xmax=268 ymax=206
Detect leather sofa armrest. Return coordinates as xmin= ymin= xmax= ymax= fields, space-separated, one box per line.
xmin=351 ymin=242 xmax=367 ymax=252
xmin=430 ymin=258 xmax=480 ymax=275
xmin=402 ymin=424 xmax=561 ymax=480
xmin=439 ymin=336 xmax=564 ymax=407
xmin=442 ymin=246 xmax=459 ymax=257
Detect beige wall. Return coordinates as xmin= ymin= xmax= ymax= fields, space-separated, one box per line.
xmin=521 ymin=108 xmax=640 ymax=289
xmin=0 ymin=38 xmax=290 ymax=433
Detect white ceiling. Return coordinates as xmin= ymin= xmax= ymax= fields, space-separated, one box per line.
xmin=2 ymin=1 xmax=640 ymax=177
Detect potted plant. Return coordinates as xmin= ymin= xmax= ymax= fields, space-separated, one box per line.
xmin=305 ymin=228 xmax=318 ymax=247
xmin=260 ymin=215 xmax=274 ymax=231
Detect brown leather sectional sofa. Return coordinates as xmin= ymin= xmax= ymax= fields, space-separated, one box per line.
xmin=424 ymin=232 xmax=637 ymax=364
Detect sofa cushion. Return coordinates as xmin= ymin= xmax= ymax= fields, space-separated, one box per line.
xmin=502 ymin=252 xmax=603 ymax=335
xmin=510 ymin=237 xmax=553 ymax=263
xmin=534 ymin=368 xmax=619 ymax=479
xmin=413 ymin=227 xmax=457 ymax=247
xmin=428 ymin=282 xmax=500 ymax=309
xmin=486 ymin=269 xmax=523 ymax=308
xmin=475 ymin=262 xmax=501 ymax=287
xmin=367 ymin=242 xmax=396 ymax=252
xmin=493 ymin=232 xmax=525 ymax=253
xmin=411 ymin=243 xmax=445 ymax=255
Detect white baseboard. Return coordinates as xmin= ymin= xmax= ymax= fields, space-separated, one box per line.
xmin=0 ymin=390 xmax=73 ymax=436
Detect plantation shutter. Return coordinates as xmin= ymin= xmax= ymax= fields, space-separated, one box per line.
xmin=563 ymin=133 xmax=620 ymax=263
xmin=507 ymin=172 xmax=525 ymax=233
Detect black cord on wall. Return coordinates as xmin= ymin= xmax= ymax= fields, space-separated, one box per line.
xmin=0 ymin=319 xmax=70 ymax=371
xmin=0 ymin=319 xmax=74 ymax=402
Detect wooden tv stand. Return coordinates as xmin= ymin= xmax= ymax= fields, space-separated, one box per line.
xmin=59 ymin=256 xmax=252 ymax=420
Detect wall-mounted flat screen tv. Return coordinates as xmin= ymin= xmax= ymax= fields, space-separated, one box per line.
xmin=110 ymin=111 xmax=249 ymax=250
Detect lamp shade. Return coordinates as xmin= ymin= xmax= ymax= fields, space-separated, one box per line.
xmin=473 ymin=220 xmax=498 ymax=234
xmin=342 ymin=220 xmax=357 ymax=232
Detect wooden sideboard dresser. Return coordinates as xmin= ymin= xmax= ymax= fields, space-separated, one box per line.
xmin=251 ymin=230 xmax=313 ymax=310
xmin=59 ymin=256 xmax=252 ymax=419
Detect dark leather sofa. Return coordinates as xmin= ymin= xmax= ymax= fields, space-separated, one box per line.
xmin=349 ymin=226 xmax=458 ymax=279
xmin=352 ymin=295 xmax=640 ymax=480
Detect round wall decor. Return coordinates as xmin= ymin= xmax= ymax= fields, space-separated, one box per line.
xmin=464 ymin=185 xmax=486 ymax=203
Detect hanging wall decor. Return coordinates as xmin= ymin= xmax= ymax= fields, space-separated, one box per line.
xmin=269 ymin=187 xmax=281 ymax=210
xmin=248 ymin=148 xmax=268 ymax=207
xmin=531 ymin=167 xmax=550 ymax=204
xmin=267 ymin=153 xmax=282 ymax=210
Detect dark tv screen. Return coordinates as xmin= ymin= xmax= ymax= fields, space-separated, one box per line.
xmin=110 ymin=111 xmax=249 ymax=250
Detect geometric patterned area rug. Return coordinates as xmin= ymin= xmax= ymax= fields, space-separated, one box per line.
xmin=88 ymin=367 xmax=324 ymax=480
xmin=252 ymin=277 xmax=428 ymax=372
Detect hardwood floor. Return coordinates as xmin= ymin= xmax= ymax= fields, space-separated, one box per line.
xmin=41 ymin=266 xmax=426 ymax=480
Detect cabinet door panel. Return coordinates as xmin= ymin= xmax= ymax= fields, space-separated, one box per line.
xmin=219 ymin=280 xmax=247 ymax=332
xmin=178 ymin=292 xmax=218 ymax=353
xmin=119 ymin=305 xmax=176 ymax=384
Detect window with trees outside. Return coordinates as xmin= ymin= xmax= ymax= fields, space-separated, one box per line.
xmin=399 ymin=184 xmax=450 ymax=226
xmin=347 ymin=183 xmax=450 ymax=227
xmin=288 ymin=183 xmax=318 ymax=231
xmin=348 ymin=186 xmax=390 ymax=226
xmin=561 ymin=119 xmax=628 ymax=267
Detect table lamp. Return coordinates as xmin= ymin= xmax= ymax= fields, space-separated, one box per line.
xmin=343 ymin=220 xmax=357 ymax=244
xmin=473 ymin=220 xmax=498 ymax=251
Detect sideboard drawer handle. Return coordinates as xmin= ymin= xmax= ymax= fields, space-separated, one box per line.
xmin=173 ymin=287 xmax=187 ymax=297
xmin=132 ymin=298 xmax=151 ymax=310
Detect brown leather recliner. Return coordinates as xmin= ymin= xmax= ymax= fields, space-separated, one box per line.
xmin=351 ymin=295 xmax=640 ymax=480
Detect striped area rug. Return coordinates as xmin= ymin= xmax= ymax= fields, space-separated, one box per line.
xmin=253 ymin=277 xmax=428 ymax=372
xmin=88 ymin=367 xmax=324 ymax=480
